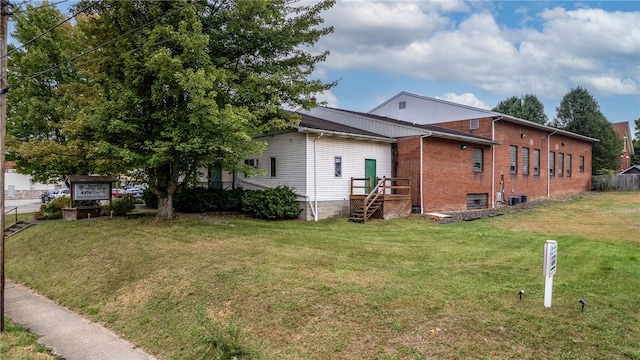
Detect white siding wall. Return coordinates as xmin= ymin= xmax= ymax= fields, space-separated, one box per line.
xmin=306 ymin=135 xmax=392 ymax=201
xmin=238 ymin=132 xmax=307 ymax=194
xmin=305 ymin=107 xmax=426 ymax=138
xmin=369 ymin=93 xmax=493 ymax=124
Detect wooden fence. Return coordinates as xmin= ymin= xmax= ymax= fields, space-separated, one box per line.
xmin=591 ymin=174 xmax=640 ymax=191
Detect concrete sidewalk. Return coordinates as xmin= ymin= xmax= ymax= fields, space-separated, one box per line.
xmin=5 ymin=281 xmax=158 ymax=360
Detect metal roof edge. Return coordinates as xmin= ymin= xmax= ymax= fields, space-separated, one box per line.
xmin=294 ymin=126 xmax=398 ymax=143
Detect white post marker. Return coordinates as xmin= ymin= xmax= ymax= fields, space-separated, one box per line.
xmin=543 ymin=240 xmax=558 ymax=308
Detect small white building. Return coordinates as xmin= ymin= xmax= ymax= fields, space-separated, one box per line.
xmin=238 ymin=113 xmax=395 ymax=220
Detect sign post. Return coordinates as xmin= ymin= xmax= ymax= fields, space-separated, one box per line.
xmin=543 ymin=240 xmax=557 ymax=308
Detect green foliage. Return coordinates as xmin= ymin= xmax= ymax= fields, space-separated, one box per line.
xmin=196 ymin=323 xmax=247 ymax=360
xmin=35 ymin=196 xmax=71 ymax=220
xmin=107 ymin=196 xmax=136 ymax=216
xmin=492 ymin=94 xmax=548 ymax=124
xmin=174 ymin=187 xmax=244 ymax=213
xmin=7 ymin=4 xmax=112 ymax=183
xmin=241 ymin=186 xmax=301 ymax=220
xmin=142 ymin=188 xmax=159 ymax=209
xmin=552 ymin=87 xmax=623 ymax=173
xmin=73 ymin=0 xmax=336 ymax=219
xmin=632 ymin=118 xmax=640 ymax=165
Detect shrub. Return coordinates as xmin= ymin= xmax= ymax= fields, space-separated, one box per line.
xmin=173 ymin=187 xmax=245 ymax=213
xmin=107 ymin=196 xmax=136 ymax=216
xmin=142 ymin=188 xmax=158 ymax=209
xmin=35 ymin=196 xmax=71 ymax=220
xmin=241 ymin=186 xmax=301 ymax=220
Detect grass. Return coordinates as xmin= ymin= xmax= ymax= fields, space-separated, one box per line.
xmin=0 ymin=318 xmax=57 ymax=359
xmin=5 ymin=192 xmax=640 ymax=359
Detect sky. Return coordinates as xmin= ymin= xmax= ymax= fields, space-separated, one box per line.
xmin=14 ymin=0 xmax=640 ymax=136
xmin=308 ymin=0 xmax=640 ymax=136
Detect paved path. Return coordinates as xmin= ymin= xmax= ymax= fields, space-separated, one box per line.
xmin=5 ymin=281 xmax=158 ymax=360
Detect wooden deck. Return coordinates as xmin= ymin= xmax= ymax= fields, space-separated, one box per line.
xmin=349 ymin=177 xmax=412 ymax=223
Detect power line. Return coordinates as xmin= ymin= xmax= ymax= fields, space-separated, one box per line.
xmin=9 ymin=0 xmax=69 ymax=15
xmin=30 ymin=0 xmax=197 ymax=78
xmin=4 ymin=0 xmax=96 ymax=59
xmin=28 ymin=0 xmax=304 ymax=80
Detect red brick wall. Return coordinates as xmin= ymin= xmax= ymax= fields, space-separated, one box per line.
xmin=397 ymin=136 xmax=492 ymax=212
xmin=396 ymin=119 xmax=594 ymax=213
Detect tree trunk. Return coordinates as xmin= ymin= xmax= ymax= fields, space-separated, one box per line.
xmin=157 ymin=193 xmax=174 ymax=219
xmin=154 ymin=161 xmax=181 ymax=219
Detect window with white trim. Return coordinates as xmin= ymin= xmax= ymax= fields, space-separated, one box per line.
xmin=270 ymin=157 xmax=276 ymax=177
xmin=335 ymin=156 xmax=342 ymax=177
xmin=470 ymin=118 xmax=479 ymax=130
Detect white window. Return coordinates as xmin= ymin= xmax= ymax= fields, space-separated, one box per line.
xmin=470 ymin=118 xmax=479 ymax=130
xmin=335 ymin=157 xmax=342 ymax=177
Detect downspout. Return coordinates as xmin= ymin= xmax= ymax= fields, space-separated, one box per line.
xmin=313 ymin=132 xmax=324 ymax=221
xmin=419 ymin=134 xmax=431 ymax=214
xmin=547 ymin=130 xmax=558 ymax=198
xmin=491 ymin=116 xmax=503 ymax=208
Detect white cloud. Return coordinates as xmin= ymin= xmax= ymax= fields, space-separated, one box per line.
xmin=315 ymin=1 xmax=640 ymax=99
xmin=314 ymin=89 xmax=339 ymax=108
xmin=436 ymin=92 xmax=490 ymax=109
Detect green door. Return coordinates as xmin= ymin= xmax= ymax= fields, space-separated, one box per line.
xmin=365 ymin=159 xmax=376 ymax=193
xmin=209 ymin=166 xmax=222 ymax=189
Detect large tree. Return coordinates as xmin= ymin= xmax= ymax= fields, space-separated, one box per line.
xmin=552 ymin=87 xmax=622 ymax=173
xmin=76 ymin=0 xmax=335 ymax=218
xmin=492 ymin=94 xmax=548 ymax=124
xmin=7 ymin=3 xmax=112 ymax=182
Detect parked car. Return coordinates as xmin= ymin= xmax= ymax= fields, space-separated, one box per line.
xmin=124 ymin=187 xmax=144 ymax=198
xmin=112 ymin=188 xmax=125 ymax=197
xmin=41 ymin=190 xmax=56 ymax=203
xmin=52 ymin=188 xmax=70 ymax=199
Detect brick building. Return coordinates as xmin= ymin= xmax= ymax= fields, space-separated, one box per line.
xmin=302 ymin=92 xmax=597 ymax=214
xmin=611 ymin=122 xmax=635 ymax=173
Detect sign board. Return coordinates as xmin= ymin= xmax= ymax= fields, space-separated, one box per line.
xmin=543 ymin=240 xmax=558 ymax=277
xmin=543 ymin=240 xmax=557 ymax=308
xmin=73 ymin=183 xmax=110 ymax=201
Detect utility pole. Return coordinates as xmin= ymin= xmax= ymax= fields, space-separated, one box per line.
xmin=0 ymin=0 xmax=9 ymax=333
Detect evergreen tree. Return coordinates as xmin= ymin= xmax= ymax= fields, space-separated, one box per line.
xmin=553 ymin=87 xmax=623 ymax=173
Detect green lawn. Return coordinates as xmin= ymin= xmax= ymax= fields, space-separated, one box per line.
xmin=6 ymin=192 xmax=640 ymax=359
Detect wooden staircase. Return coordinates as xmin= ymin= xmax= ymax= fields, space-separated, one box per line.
xmin=349 ymin=177 xmax=411 ymax=223
xmin=5 ymin=221 xmax=34 ymax=238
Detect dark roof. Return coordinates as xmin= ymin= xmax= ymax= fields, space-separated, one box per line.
xmin=295 ymin=112 xmax=394 ymax=140
xmin=65 ymin=175 xmax=118 ymax=184
xmin=620 ymin=165 xmax=640 ymax=174
xmin=328 ymin=108 xmax=497 ymax=144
